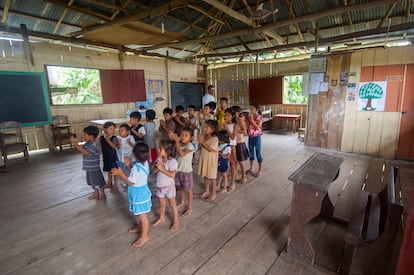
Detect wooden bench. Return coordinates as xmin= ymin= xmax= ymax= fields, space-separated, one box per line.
xmin=343 ymin=166 xmax=403 ymax=274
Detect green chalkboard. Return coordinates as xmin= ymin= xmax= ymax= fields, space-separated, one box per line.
xmin=0 ymin=71 xmax=51 ymax=126
xmin=171 ymin=81 xmax=205 ymax=111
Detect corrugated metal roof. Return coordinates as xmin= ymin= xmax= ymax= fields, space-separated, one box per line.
xmin=0 ymin=0 xmax=412 ymax=62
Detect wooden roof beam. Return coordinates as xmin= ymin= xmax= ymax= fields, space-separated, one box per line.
xmin=196 ymin=21 xmax=414 ymax=58
xmin=202 ymin=0 xmax=285 ymax=44
xmin=144 ymin=0 xmax=399 ymax=51
xmin=377 ymin=2 xmax=398 ymax=28
xmin=42 ymin=0 xmax=110 ymax=21
xmin=187 ymin=4 xmax=225 ymax=25
xmin=52 ymin=0 xmax=74 ymax=35
xmin=85 ymin=0 xmax=132 ymax=14
xmin=70 ymin=0 xmax=188 ymax=37
xmin=1 ymin=0 xmax=11 ymax=24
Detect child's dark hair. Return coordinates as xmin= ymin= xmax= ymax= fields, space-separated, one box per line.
xmin=182 ymin=126 xmax=193 ymax=136
xmin=103 ymin=121 xmax=115 ymax=129
xmin=133 ymin=142 xmax=149 ymax=164
xmin=204 ymin=119 xmax=218 ymax=136
xmin=175 ymin=105 xmax=184 ymax=112
xmin=130 ymin=111 xmax=142 ymax=120
xmin=218 ymin=130 xmax=230 ymax=144
xmin=163 ymin=107 xmax=173 ymax=115
xmin=232 ymin=105 xmax=241 ymax=113
xmin=119 ymin=123 xmax=130 ymax=131
xmin=208 ymin=101 xmax=216 ymax=111
xmin=220 ymin=97 xmax=228 ymax=103
xmin=83 ymin=125 xmax=100 ymax=138
xmin=146 ymin=109 xmax=156 ymax=120
xmin=251 ymin=102 xmax=262 ymax=115
xmin=224 ymin=107 xmax=237 ymax=123
xmin=188 ymin=104 xmax=196 ymax=110
xmin=160 ymin=140 xmax=176 ymax=159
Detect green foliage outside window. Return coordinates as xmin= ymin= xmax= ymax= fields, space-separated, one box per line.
xmin=283 ymin=75 xmax=307 ymax=104
xmin=47 ymin=66 xmax=103 ymax=105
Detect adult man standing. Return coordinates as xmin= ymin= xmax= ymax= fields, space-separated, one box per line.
xmin=202 ymin=85 xmax=216 ymax=107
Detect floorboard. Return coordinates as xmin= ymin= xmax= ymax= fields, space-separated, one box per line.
xmin=0 ymin=132 xmax=412 ymax=274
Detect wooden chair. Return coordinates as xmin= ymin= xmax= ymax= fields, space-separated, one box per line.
xmin=50 ymin=115 xmax=72 ymax=151
xmin=0 ymin=121 xmax=29 ymax=171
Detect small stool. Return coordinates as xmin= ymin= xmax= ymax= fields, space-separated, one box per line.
xmin=298 ymin=128 xmax=306 ymax=140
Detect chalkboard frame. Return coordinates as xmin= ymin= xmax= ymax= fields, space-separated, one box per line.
xmin=170 ymin=81 xmax=205 ymax=111
xmin=0 ymin=71 xmax=52 ymax=127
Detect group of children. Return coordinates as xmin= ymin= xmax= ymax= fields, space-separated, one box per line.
xmin=70 ymin=99 xmax=264 ymax=248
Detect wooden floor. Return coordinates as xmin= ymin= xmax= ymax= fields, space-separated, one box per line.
xmin=0 ymin=131 xmax=413 ymax=275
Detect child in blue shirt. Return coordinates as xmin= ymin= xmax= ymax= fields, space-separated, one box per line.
xmin=70 ymin=126 xmax=106 ymax=201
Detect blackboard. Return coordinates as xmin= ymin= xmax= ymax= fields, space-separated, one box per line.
xmin=0 ymin=71 xmax=51 ymax=126
xmin=170 ymin=81 xmax=205 ymax=111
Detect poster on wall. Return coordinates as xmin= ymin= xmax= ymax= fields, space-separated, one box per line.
xmin=358 ymin=81 xmax=387 ymax=111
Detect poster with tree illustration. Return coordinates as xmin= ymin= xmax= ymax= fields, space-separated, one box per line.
xmin=358 ymin=81 xmax=387 ymax=111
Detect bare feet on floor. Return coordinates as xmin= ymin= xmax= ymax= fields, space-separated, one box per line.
xmin=99 ymin=193 xmax=107 ymax=201
xmin=219 ymin=187 xmax=227 ymax=194
xmin=152 ymin=218 xmax=165 ymax=227
xmin=103 ymin=183 xmax=112 ymax=189
xmin=128 ymin=227 xmax=141 ymax=233
xmin=240 ymin=177 xmax=247 ymax=184
xmin=87 ymin=192 xmax=98 ymax=200
xmin=206 ymin=194 xmax=216 ymax=202
xmin=110 ymin=187 xmax=118 ymax=193
xmin=132 ymin=237 xmax=148 ymax=248
xmin=182 ymin=208 xmax=192 ymax=217
xmin=200 ymin=192 xmax=209 ymax=199
xmin=169 ymin=223 xmax=179 ymax=232
xmin=228 ymin=184 xmax=235 ymax=192
xmin=177 ymin=201 xmax=185 ymax=209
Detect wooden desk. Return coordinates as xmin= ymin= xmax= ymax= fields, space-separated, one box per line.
xmin=273 ymin=114 xmax=301 ymax=133
xmin=90 ymin=118 xmax=130 ymax=125
xmin=287 ymin=153 xmax=344 ymax=264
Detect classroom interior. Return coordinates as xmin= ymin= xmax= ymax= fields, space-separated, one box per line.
xmin=1 ymin=1 xmax=414 ymax=274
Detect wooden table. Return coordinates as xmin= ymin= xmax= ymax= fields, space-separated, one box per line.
xmin=273 ymin=114 xmax=301 ymax=133
xmin=286 ymin=153 xmax=344 ymax=264
xmin=90 ymin=118 xmax=130 ymax=125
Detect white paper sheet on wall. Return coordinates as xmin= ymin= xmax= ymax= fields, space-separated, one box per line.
xmin=309 ymin=73 xmax=324 ymax=94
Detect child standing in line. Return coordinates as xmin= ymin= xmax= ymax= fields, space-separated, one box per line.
xmin=159 ymin=107 xmax=176 ymax=143
xmin=152 ymin=140 xmax=180 ymax=232
xmin=247 ymin=103 xmax=264 ymax=177
xmin=187 ymin=104 xmax=200 ymax=154
xmin=223 ymin=107 xmax=238 ymax=191
xmin=130 ymin=111 xmax=146 ymax=143
xmin=199 ymin=103 xmax=215 ymax=136
xmin=70 ymin=126 xmax=106 ymax=201
xmin=143 ymin=109 xmax=157 ymax=164
xmin=232 ymin=106 xmax=250 ymax=184
xmin=173 ymin=105 xmax=187 ymax=136
xmin=111 ymin=143 xmax=152 ymax=248
xmin=216 ymin=97 xmax=228 ymax=130
xmin=217 ymin=130 xmax=231 ymax=194
xmin=117 ymin=124 xmax=135 ymax=188
xmin=170 ymin=127 xmax=195 ymax=217
xmin=101 ymin=121 xmax=119 ymax=192
xmin=198 ymin=119 xmax=219 ymax=202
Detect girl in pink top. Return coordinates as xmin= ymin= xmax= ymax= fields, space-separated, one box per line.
xmin=247 ymin=103 xmax=264 ymax=177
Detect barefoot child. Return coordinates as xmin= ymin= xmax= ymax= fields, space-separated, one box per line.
xmin=247 ymin=103 xmax=264 ymax=177
xmin=70 ymin=126 xmax=106 ymax=201
xmin=117 ymin=124 xmax=135 ymax=188
xmin=111 ymin=143 xmax=152 ymax=248
xmin=217 ymin=130 xmax=231 ymax=194
xmin=216 ymin=97 xmax=228 ymax=130
xmin=159 ymin=107 xmax=176 ymax=143
xmin=170 ymin=127 xmax=195 ymax=217
xmin=130 ymin=111 xmax=146 ymax=143
xmin=223 ymin=107 xmax=238 ymax=190
xmin=198 ymin=120 xmax=219 ymax=202
xmin=101 ymin=121 xmax=119 ymax=192
xmin=232 ymin=106 xmax=249 ymax=184
xmin=152 ymin=140 xmax=180 ymax=231
xmin=143 ymin=109 xmax=157 ymax=164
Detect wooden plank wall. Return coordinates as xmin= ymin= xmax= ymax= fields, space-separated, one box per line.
xmin=0 ymin=42 xmax=203 ymax=151
xmin=341 ymin=46 xmax=414 ymax=159
xmin=305 ymin=54 xmax=350 ymax=150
